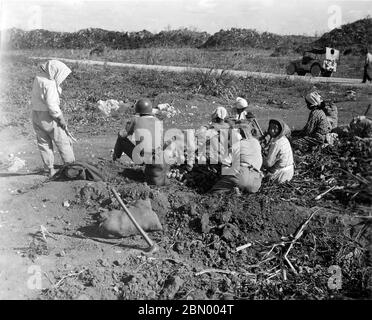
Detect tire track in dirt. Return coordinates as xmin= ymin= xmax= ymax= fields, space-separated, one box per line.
xmin=29 ymin=56 xmax=368 ymax=87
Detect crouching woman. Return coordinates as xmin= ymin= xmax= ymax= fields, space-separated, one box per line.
xmin=262 ymin=119 xmax=294 ymax=183
xmin=291 ymin=91 xmax=331 ymax=151
xmin=211 ymin=123 xmax=263 ymax=193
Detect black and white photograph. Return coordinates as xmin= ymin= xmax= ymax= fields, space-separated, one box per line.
xmin=0 ymin=0 xmax=371 ymax=306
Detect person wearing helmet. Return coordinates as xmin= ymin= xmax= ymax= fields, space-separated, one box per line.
xmin=292 ymin=91 xmax=331 ymax=151
xmin=262 ymin=119 xmax=294 ymax=183
xmin=113 ymin=98 xmax=168 ymax=185
xmin=211 ymin=123 xmax=263 ymax=193
xmin=31 ymin=60 xmax=75 ymax=177
xmin=113 ymin=98 xmax=157 ymax=161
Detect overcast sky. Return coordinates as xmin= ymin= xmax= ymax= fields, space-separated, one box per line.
xmin=0 ymin=0 xmax=371 ymax=35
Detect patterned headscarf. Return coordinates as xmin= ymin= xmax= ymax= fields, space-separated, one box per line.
xmin=305 ymin=91 xmax=323 ymax=107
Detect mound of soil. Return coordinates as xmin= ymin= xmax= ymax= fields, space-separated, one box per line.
xmin=311 ymin=18 xmax=372 ymax=54
xmin=200 ymin=28 xmax=315 ymax=51
xmin=3 ymin=28 xmax=210 ymax=50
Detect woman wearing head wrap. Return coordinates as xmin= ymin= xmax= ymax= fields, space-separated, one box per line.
xmin=302 ymin=91 xmax=331 ymax=140
xmin=211 ymin=123 xmax=263 ymax=193
xmin=196 ymin=106 xmax=231 ymax=167
xmin=262 ymin=119 xmax=294 ymax=183
xmin=211 ymin=106 xmax=228 ymax=126
xmin=31 ymin=60 xmax=75 ymax=177
xmin=231 ymin=97 xmax=255 ymax=121
xmin=292 ymin=91 xmax=331 ymax=151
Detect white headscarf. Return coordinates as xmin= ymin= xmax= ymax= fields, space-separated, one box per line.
xmin=211 ymin=106 xmax=228 ymax=121
xmin=235 ymin=97 xmax=248 ymax=109
xmin=40 ymin=60 xmax=71 ymax=93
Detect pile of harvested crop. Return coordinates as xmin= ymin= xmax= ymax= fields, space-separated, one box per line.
xmin=294 ymin=135 xmax=372 ymax=205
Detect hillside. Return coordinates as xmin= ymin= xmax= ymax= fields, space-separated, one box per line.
xmin=1 ymin=28 xmax=210 ymax=50
xmin=199 ymin=28 xmax=316 ymax=52
xmin=311 ymin=17 xmax=372 ymax=54
xmin=0 ymin=17 xmax=370 ymax=53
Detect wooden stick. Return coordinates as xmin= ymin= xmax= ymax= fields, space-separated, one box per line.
xmin=338 ymin=168 xmax=369 ymax=185
xmin=195 ymin=268 xmax=238 ymax=276
xmin=266 ymin=269 xmax=281 ymax=280
xmin=54 ymin=269 xmax=86 ymax=288
xmin=236 ymin=243 xmax=252 ymax=252
xmin=253 ymin=118 xmax=264 ymax=136
xmin=282 ymin=269 xmax=287 ymax=281
xmin=283 ymin=208 xmax=321 ymax=274
xmin=65 ymin=128 xmax=77 ymax=143
xmin=40 ymin=225 xmax=57 ymax=241
xmin=364 ymin=104 xmax=371 ymax=116
xmin=314 ymin=185 xmax=336 ymax=200
xmin=111 ymin=187 xmax=155 ymax=249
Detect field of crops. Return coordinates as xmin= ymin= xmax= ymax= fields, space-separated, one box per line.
xmin=0 ymin=52 xmax=371 ymax=300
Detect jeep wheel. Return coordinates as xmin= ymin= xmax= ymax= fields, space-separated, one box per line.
xmin=310 ymin=64 xmax=322 ymax=77
xmin=286 ymin=63 xmax=296 ymax=75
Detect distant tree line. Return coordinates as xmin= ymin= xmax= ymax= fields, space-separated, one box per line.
xmin=1 ymin=28 xmax=210 ymax=50
xmin=1 ymin=17 xmax=370 ymax=54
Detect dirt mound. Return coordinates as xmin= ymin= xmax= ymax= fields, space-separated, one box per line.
xmin=311 ymin=18 xmax=372 ymax=55
xmin=75 ymin=179 xmax=170 ymax=224
xmin=200 ymin=28 xmax=314 ymax=51
xmin=2 ymin=27 xmax=210 ymax=50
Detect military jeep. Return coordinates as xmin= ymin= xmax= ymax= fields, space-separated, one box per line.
xmin=286 ymin=47 xmax=339 ymax=77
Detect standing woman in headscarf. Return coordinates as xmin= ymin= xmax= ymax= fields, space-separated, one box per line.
xmin=362 ymin=46 xmax=372 ymax=83
xmin=31 ymin=60 xmax=75 ymax=177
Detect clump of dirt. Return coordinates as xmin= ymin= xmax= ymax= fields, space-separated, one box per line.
xmin=75 ymin=180 xmax=171 ymax=224
xmin=26 ymin=238 xmax=50 ymax=262
xmin=41 ymin=254 xmax=192 ymax=300
xmin=166 ymin=190 xmax=307 ymax=245
xmin=77 ymin=181 xmax=110 ymax=206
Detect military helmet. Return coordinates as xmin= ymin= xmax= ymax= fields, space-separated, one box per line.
xmin=135 ymin=98 xmax=152 ymax=115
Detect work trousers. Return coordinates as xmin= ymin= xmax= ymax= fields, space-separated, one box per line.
xmin=32 ymin=111 xmax=75 ymax=170
xmin=211 ymin=166 xmax=262 ymax=193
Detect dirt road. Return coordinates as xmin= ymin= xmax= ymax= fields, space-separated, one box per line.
xmin=30 ymin=56 xmax=367 ymax=86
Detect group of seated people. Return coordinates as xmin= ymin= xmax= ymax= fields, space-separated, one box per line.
xmin=112 ymin=91 xmax=338 ymax=193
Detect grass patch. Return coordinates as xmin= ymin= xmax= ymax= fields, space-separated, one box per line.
xmin=8 ymin=48 xmax=365 ymax=79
